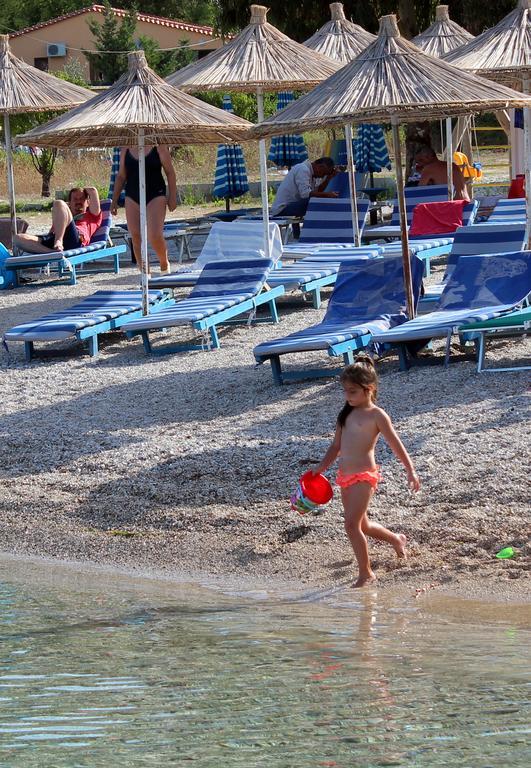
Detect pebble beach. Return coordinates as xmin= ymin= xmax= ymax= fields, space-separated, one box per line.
xmin=0 ymin=214 xmax=529 ymax=603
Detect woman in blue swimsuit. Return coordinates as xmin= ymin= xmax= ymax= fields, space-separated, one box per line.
xmin=111 ymin=145 xmax=177 ymax=274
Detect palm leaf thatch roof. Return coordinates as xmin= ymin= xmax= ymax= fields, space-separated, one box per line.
xmin=166 ymin=4 xmax=339 ymax=93
xmin=411 ymin=5 xmax=474 ymax=58
xmin=249 ymin=14 xmax=531 ymax=139
xmin=444 ymin=0 xmax=531 ymax=86
xmin=303 ymin=2 xmax=375 ymax=64
xmin=0 ymin=34 xmax=91 ymax=114
xmin=14 ymin=51 xmax=253 ymax=149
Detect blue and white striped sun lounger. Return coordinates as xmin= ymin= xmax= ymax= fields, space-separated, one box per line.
xmin=4 ymin=200 xmax=126 ymax=286
xmin=3 ymin=289 xmax=172 ymax=361
xmin=420 ymin=222 xmax=527 ymax=306
xmin=148 ymin=221 xmax=283 ymax=290
xmin=362 ymin=184 xmax=449 ymax=241
xmin=265 ymin=247 xmax=382 ymax=308
xmin=372 ymin=251 xmax=531 ymax=370
xmin=123 ymin=257 xmax=285 ymax=355
xmin=254 ymin=254 xmax=424 ymax=384
xmin=488 ymin=198 xmax=526 ymax=223
xmin=282 ymin=197 xmax=370 ymax=259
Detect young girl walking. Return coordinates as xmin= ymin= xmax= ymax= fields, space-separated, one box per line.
xmin=313 ymin=357 xmax=420 ymax=588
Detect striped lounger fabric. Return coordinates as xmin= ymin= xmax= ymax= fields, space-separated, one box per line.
xmin=3 ymin=289 xmax=170 ymax=361
xmin=421 ymin=222 xmax=527 ymax=305
xmin=123 ymin=257 xmax=284 ymax=355
xmin=488 ymin=198 xmax=526 ymax=223
xmin=254 ymin=255 xmax=424 ymax=384
xmin=282 ymin=197 xmax=370 ymax=259
xmin=372 ymin=251 xmax=531 ymax=370
xmin=266 ymin=247 xmax=382 ymax=308
xmin=4 ymin=200 xmax=126 ymax=286
xmin=149 ymin=221 xmax=283 ymax=290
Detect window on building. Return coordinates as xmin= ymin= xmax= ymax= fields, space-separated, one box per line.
xmin=34 ymin=57 xmax=49 ymax=71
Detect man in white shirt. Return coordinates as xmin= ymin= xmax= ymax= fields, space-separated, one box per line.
xmin=270 ymin=157 xmax=339 ymax=218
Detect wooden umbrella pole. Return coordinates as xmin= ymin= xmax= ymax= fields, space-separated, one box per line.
xmin=446 ymin=117 xmax=453 ymax=199
xmin=524 ymin=77 xmax=531 ymax=249
xmin=138 ymin=128 xmax=150 ymax=316
xmin=257 ymin=88 xmax=271 ymax=259
xmin=344 ymin=123 xmax=360 ymax=247
xmin=391 ymin=118 xmax=415 ymax=319
xmin=4 ymin=114 xmax=17 ymax=250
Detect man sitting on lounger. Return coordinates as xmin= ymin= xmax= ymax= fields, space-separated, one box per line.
xmin=271 ymin=157 xmax=340 ymax=219
xmin=415 ymin=147 xmax=470 ymax=201
xmin=14 ymin=186 xmax=102 ymax=254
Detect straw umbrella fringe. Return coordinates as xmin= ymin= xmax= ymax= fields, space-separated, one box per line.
xmin=16 ymin=51 xmax=252 ymax=315
xmin=303 ymin=2 xmax=375 ymax=64
xmin=166 ymin=5 xmax=340 ymax=261
xmin=0 ymin=35 xmax=92 ymax=248
xmin=250 ymin=14 xmax=531 ymax=319
xmin=412 ymin=5 xmax=474 ymax=58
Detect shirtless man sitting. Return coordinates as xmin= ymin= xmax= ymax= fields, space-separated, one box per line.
xmin=415 ymin=146 xmax=470 ymax=201
xmin=14 ymin=186 xmax=102 ymax=254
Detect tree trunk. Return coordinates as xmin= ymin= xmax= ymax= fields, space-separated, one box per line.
xmin=41 ymin=172 xmax=52 ymax=198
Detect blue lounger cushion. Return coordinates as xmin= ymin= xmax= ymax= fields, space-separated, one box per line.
xmin=254 ymin=255 xmax=424 ymax=360
xmin=123 ymin=258 xmax=283 ymax=333
xmin=372 ymin=251 xmax=531 ymax=344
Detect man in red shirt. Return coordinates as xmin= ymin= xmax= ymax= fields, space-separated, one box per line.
xmin=14 ymin=187 xmax=102 ymax=254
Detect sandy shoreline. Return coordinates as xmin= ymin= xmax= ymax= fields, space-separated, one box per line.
xmin=0 ymin=239 xmax=529 ymax=605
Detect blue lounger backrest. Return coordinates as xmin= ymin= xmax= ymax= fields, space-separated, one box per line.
xmin=323 ymin=254 xmax=424 ymax=326
xmin=439 ymin=251 xmax=531 ymax=311
xmin=489 ymin=198 xmax=526 ymax=222
xmin=190 ymin=257 xmax=274 ymax=299
xmin=299 ymin=197 xmax=370 ymax=244
xmin=90 ymin=199 xmax=113 ymax=245
xmin=389 ymin=184 xmax=449 ymax=226
xmin=323 ymin=171 xmax=368 ymax=197
xmin=444 ymin=222 xmax=526 ymax=279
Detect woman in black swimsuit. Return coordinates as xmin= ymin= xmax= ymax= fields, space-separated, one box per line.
xmin=111 ymin=146 xmax=177 ymax=274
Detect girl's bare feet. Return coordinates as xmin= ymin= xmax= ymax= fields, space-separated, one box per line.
xmin=393 ymin=533 xmax=407 ymax=559
xmin=353 ymin=572 xmax=377 ymax=588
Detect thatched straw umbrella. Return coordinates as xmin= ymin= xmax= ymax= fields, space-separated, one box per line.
xmin=412 ymin=6 xmax=474 ymax=58
xmin=250 ymin=15 xmax=531 ymax=318
xmin=167 ymin=5 xmax=339 ymax=254
xmin=444 ymin=0 xmax=531 ymax=241
xmin=16 ymin=50 xmax=252 ymax=314
xmin=0 ymin=35 xmax=92 ymax=248
xmin=303 ymin=3 xmax=375 ymax=64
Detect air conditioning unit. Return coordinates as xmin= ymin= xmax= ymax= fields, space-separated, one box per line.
xmin=47 ymin=42 xmax=67 ymax=58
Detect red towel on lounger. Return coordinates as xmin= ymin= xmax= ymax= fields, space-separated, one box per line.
xmin=409 ymin=200 xmax=468 ymax=236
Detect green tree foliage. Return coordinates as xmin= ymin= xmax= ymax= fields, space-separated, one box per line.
xmin=84 ymin=2 xmax=137 ymax=84
xmin=136 ymin=35 xmax=194 ymax=79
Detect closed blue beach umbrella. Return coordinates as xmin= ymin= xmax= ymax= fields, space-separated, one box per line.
xmin=213 ymin=94 xmax=249 ymax=211
xmin=108 ymin=146 xmax=125 ymax=205
xmin=354 ymin=123 xmax=391 ymax=184
xmin=268 ymin=91 xmax=308 ymax=169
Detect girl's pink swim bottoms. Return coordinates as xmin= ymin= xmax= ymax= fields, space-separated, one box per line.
xmin=336 ymin=466 xmax=381 ymax=490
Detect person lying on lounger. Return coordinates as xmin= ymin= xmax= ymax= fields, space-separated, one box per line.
xmin=14 ymin=186 xmax=102 ymax=254
xmin=414 ymin=147 xmax=470 ymax=201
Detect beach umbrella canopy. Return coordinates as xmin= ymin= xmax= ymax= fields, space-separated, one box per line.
xmin=303 ymin=2 xmax=376 ymax=64
xmin=412 ymin=5 xmax=474 ymax=58
xmin=444 ymin=0 xmax=531 ymax=87
xmin=250 ymin=14 xmax=531 ymax=318
xmin=0 ymin=34 xmax=92 ymax=248
xmin=16 ymin=50 xmax=252 ymax=314
xmin=213 ymin=95 xmax=249 ymax=209
xmin=354 ymin=123 xmax=391 ymax=187
xmin=166 ymin=4 xmax=339 ymax=92
xmin=268 ymin=92 xmax=308 ymax=169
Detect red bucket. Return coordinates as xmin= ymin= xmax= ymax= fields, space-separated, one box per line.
xmin=291 ymin=471 xmax=333 ymax=515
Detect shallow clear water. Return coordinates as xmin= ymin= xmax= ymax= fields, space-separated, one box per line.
xmin=0 ymin=557 xmax=529 ymax=767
